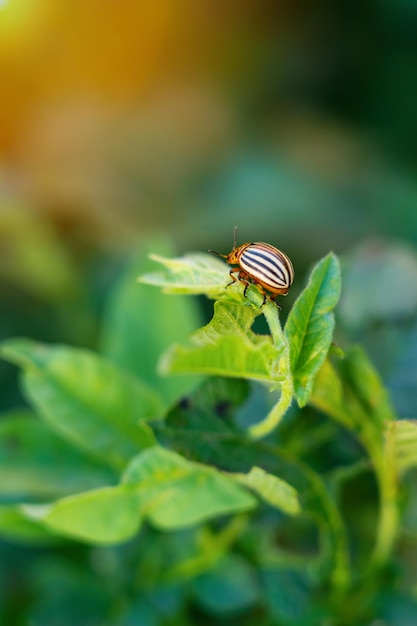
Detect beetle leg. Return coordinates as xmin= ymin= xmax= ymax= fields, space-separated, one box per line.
xmin=249 ymin=280 xmax=268 ymax=305
xmin=269 ymin=295 xmax=282 ymax=310
xmin=226 ymin=269 xmax=255 ymax=302
xmin=237 ymin=270 xmax=251 ymax=298
xmin=226 ymin=269 xmax=239 ymax=288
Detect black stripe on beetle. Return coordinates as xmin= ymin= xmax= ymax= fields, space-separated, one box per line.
xmin=240 ymin=248 xmax=288 ymax=287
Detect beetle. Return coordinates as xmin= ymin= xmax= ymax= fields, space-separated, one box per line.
xmin=209 ymin=227 xmax=294 ymax=306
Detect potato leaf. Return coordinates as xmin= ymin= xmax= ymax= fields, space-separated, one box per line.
xmin=1 ymin=339 xmax=162 ymax=471
xmin=232 ymin=466 xmax=300 ymax=516
xmin=285 ymin=253 xmax=341 ymax=407
xmin=139 ymin=252 xmax=228 ymax=296
xmin=23 ymin=447 xmax=257 ymax=544
xmin=161 ymin=301 xmax=280 ymax=383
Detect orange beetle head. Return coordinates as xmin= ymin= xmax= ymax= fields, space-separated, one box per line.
xmin=209 ymin=227 xmax=249 ymax=265
xmin=226 ymin=244 xmax=249 ymax=265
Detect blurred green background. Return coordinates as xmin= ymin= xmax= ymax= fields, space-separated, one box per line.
xmin=2 ymin=1 xmax=417 ymax=332
xmin=1 ymin=1 xmax=417 ymax=624
xmin=2 ymin=0 xmax=417 ymax=405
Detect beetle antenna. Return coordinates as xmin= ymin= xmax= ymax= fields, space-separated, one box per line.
xmin=233 ymin=226 xmax=238 ymax=250
xmin=208 ymin=249 xmax=227 ymax=258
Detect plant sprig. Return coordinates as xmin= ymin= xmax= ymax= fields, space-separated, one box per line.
xmin=141 ymin=251 xmax=341 ymax=438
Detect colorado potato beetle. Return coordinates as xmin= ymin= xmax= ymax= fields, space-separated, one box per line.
xmin=209 ymin=228 xmax=294 ymax=305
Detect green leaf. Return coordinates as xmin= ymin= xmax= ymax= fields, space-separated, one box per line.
xmin=157 ymin=377 xmax=247 ymax=442
xmin=122 ymin=447 xmax=257 ymax=530
xmin=0 ymin=504 xmax=56 ymax=544
xmin=233 ymin=466 xmax=300 ymax=516
xmin=158 ymin=389 xmax=351 ymax=591
xmin=157 ymin=375 xmax=295 ymax=480
xmin=309 ymin=358 xmax=350 ymax=428
xmin=1 ymin=339 xmax=162 ymax=471
xmin=388 ymin=420 xmax=417 ymax=476
xmin=139 ymin=252 xmax=228 ymax=296
xmin=100 ymin=239 xmax=203 ymax=409
xmin=285 ymin=253 xmax=341 ymax=407
xmin=311 ymin=349 xmax=398 ymax=569
xmin=156 ymin=376 xmax=263 ymax=467
xmin=24 ymin=488 xmax=142 ymax=545
xmin=161 ymin=301 xmax=279 ymax=383
xmin=23 ymin=447 xmax=257 ymax=544
xmin=343 ymin=346 xmax=396 ymax=427
xmin=0 ymin=411 xmax=116 ymax=498
xmin=310 ymin=347 xmax=396 ymax=434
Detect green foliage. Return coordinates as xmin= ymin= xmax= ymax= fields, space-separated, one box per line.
xmin=1 ymin=244 xmax=417 ymax=626
xmin=100 ymin=240 xmax=202 ymax=409
xmin=139 ymin=251 xmax=228 ymax=296
xmin=147 ymin=251 xmax=341 ymax=439
xmin=0 ymin=410 xmax=115 ymax=498
xmin=190 ymin=554 xmax=260 ymax=614
xmin=285 ymin=253 xmax=341 ymax=406
xmin=21 ymin=446 xmax=258 ymax=544
xmin=1 ymin=339 xmax=161 ymax=471
xmin=161 ymin=301 xmax=278 ymax=382
xmin=390 ymin=419 xmax=417 ymax=476
xmin=233 ymin=466 xmax=300 ymax=516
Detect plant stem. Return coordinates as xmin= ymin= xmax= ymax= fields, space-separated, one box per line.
xmin=262 ymin=300 xmax=285 ymax=346
xmin=248 ymin=302 xmax=293 ymax=439
xmin=367 ymin=428 xmax=399 ymax=569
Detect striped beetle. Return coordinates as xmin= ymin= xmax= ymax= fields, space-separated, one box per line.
xmin=209 ymin=228 xmax=294 ymax=306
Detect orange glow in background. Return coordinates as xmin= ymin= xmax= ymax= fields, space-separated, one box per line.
xmin=0 ymin=1 xmax=416 ymax=255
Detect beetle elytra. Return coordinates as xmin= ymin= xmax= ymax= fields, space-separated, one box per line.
xmin=209 ymin=227 xmax=294 ymax=306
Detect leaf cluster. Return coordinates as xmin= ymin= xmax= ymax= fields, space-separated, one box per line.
xmin=1 ymin=242 xmax=416 ymax=625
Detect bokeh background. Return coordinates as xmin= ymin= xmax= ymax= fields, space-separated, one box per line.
xmin=2 ymin=0 xmax=417 ymax=404
xmin=2 ymin=0 xmax=417 ymax=624
xmin=2 ymin=0 xmax=417 ymax=323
